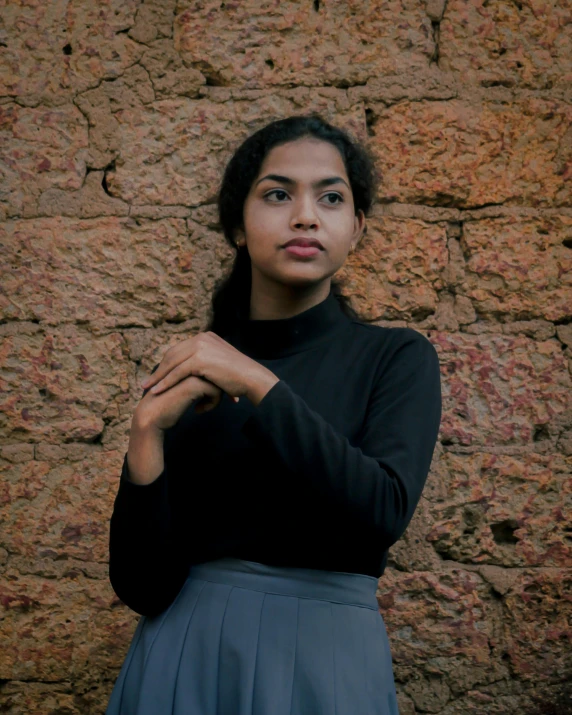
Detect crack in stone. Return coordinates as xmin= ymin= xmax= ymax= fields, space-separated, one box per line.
xmin=101 ymin=160 xmax=116 ymax=197
xmin=430 ymin=20 xmax=441 ymax=65
xmin=0 ymin=678 xmax=71 ymax=685
xmin=427 ymin=0 xmax=449 ymax=66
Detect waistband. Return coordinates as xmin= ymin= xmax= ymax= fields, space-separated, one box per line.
xmin=187 ymin=558 xmax=380 ymax=610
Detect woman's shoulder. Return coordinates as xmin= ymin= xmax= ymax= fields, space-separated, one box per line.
xmin=346 ymin=322 xmax=440 ymax=381
xmin=348 ymin=319 xmax=435 ymax=351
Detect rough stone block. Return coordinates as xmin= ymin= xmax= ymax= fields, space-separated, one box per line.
xmin=0 ymin=216 xmax=231 ymax=327
xmin=367 ymin=99 xmax=571 ymax=208
xmin=0 ymin=0 xmax=142 ymax=106
xmin=0 ymin=104 xmax=87 ymax=218
xmin=0 ymin=682 xmax=78 ymax=715
xmin=1 ymin=449 xmax=124 ymax=562
xmin=440 ymin=0 xmax=572 ymax=90
xmin=460 ymin=213 xmax=572 ymax=321
xmin=175 ymin=0 xmax=435 ymax=88
xmin=103 ymin=93 xmax=365 ymax=206
xmin=377 ymin=567 xmax=508 ymax=697
xmin=502 ymin=569 xmax=572 ymax=680
xmin=431 ymin=330 xmax=571 ymax=446
xmin=0 ymin=325 xmax=127 ymax=443
xmin=0 ymin=567 xmax=131 ymax=684
xmin=426 ymin=451 xmax=572 ymax=567
xmin=337 ymin=212 xmax=449 ymax=321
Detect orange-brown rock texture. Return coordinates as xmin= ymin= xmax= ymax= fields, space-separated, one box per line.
xmin=1 ymin=0 xmax=571 ymax=712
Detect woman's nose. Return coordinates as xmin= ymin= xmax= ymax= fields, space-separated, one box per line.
xmin=290 ymin=197 xmax=320 ymax=229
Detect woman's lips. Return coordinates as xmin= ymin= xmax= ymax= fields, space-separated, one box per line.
xmin=283 ymin=246 xmax=321 ymax=257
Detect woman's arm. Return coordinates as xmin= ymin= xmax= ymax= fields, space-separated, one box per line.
xmin=241 ymin=330 xmax=442 ymax=545
xmin=125 ymin=418 xmax=165 ymax=486
xmin=108 ymin=364 xmax=191 ymax=617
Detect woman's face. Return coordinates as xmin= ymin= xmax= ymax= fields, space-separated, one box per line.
xmin=235 ymin=137 xmax=365 ymax=291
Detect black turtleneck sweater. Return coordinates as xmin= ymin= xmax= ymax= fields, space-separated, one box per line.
xmin=109 ymin=291 xmax=442 ymax=616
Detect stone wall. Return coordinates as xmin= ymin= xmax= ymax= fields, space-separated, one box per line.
xmin=1 ymin=0 xmax=571 ymax=712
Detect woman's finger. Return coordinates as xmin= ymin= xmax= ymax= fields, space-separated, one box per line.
xmin=154 ymin=361 xmax=206 ymax=395
xmin=195 ymin=387 xmax=224 ymax=413
xmin=141 ymin=365 xmax=169 ymax=391
xmin=141 ymin=338 xmax=200 ymax=390
xmin=140 ymin=333 xmax=243 ymax=400
xmin=147 ymin=353 xmax=199 ymax=395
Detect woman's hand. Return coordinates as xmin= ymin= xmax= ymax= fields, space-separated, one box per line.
xmin=134 ymin=374 xmax=227 ymax=432
xmin=139 ymin=331 xmax=279 ymax=413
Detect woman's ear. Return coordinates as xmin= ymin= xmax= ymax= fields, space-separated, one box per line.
xmin=351 ymin=210 xmax=366 ymax=251
xmin=234 ymin=226 xmax=246 ymax=247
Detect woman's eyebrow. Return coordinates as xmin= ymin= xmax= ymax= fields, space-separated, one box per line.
xmin=255 ymin=174 xmax=350 ymax=189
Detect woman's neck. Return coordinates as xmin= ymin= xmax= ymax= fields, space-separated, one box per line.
xmin=247 ymin=278 xmax=332 ymax=321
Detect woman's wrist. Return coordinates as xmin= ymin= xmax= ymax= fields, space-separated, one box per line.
xmin=246 ymin=370 xmax=280 ymax=406
xmin=126 ymin=418 xmax=166 ymax=486
xmin=132 ymin=399 xmax=166 ymax=433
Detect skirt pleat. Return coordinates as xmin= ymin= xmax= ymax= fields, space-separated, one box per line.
xmin=172 ymin=581 xmax=234 ymax=712
xmin=106 ymin=558 xmax=399 ymax=715
xmin=217 ymin=586 xmax=265 ymax=714
xmin=360 ymin=606 xmax=400 ymax=714
xmin=289 ymin=599 xmax=336 ymax=714
xmin=251 ymin=594 xmax=299 ymax=715
xmin=332 ymin=602 xmax=371 ymax=710
xmin=120 ymin=578 xmax=208 ymax=713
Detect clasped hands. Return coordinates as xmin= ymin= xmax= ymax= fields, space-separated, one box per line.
xmin=134 ymin=331 xmax=280 ymax=432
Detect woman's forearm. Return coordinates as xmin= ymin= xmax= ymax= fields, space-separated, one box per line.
xmin=126 ymin=415 xmax=165 ymax=485
xmin=110 ymin=419 xmax=189 ymax=616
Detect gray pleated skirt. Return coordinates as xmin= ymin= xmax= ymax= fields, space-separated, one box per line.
xmin=106 ymin=557 xmax=399 ymax=714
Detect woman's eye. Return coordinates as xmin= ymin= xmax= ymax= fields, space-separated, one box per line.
xmin=267 ymin=189 xmax=289 ymax=201
xmin=323 ymin=193 xmax=343 ymax=204
xmin=265 ymin=190 xmax=343 ymax=204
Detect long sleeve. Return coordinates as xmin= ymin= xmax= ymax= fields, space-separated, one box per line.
xmin=109 ymin=364 xmax=191 ymax=617
xmin=241 ymin=330 xmax=442 ymax=545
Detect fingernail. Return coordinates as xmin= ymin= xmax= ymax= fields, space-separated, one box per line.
xmin=141 ymin=378 xmax=150 ymax=387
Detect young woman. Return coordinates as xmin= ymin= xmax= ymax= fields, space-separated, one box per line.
xmin=105 ymin=115 xmax=442 ymax=714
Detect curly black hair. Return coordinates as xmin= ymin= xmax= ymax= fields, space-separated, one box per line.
xmin=206 ymin=114 xmax=381 ymax=336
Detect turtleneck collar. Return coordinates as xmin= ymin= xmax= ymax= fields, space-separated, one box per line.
xmin=230 ymin=289 xmax=352 ymax=360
